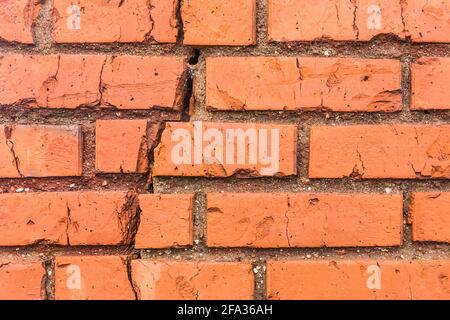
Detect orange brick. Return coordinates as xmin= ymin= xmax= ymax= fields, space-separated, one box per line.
xmin=0 ymin=192 xmax=138 ymax=246
xmin=0 ymin=0 xmax=40 ymax=43
xmin=267 ymin=260 xmax=450 ymax=300
xmin=309 ymin=124 xmax=450 ymax=179
xmin=55 ymin=256 xmax=134 ymax=300
xmin=101 ymin=55 xmax=186 ymax=110
xmin=411 ymin=58 xmax=450 ymax=110
xmin=410 ymin=192 xmax=450 ymax=243
xmin=0 ymin=54 xmax=103 ymax=108
xmin=0 ymin=124 xmax=82 ymax=178
xmin=0 ymin=54 xmax=186 ymax=110
xmin=206 ymin=57 xmax=401 ymax=112
xmin=135 ymin=194 xmax=194 ymax=249
xmin=207 ymin=193 xmax=403 ymax=248
xmin=153 ymin=122 xmax=297 ymax=177
xmin=131 ymin=260 xmax=254 ymax=300
xmin=268 ymin=0 xmax=404 ymax=42
xmin=403 ymin=0 xmax=450 ymax=42
xmin=0 ymin=260 xmax=44 ymax=300
xmin=52 ymin=0 xmax=178 ymax=43
xmin=96 ymin=120 xmax=150 ymax=173
xmin=182 ymin=0 xmax=256 ymax=45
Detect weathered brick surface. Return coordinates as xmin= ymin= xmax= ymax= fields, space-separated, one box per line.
xmin=131 ymin=260 xmax=254 ymax=300
xmin=153 ymin=122 xmax=297 ymax=177
xmin=135 ymin=194 xmax=194 ymax=248
xmin=182 ymin=0 xmax=256 ymax=45
xmin=0 ymin=54 xmax=186 ymax=109
xmin=2 ymin=0 xmax=450 ymax=301
xmin=0 ymin=0 xmax=40 ymax=43
xmin=52 ymin=0 xmax=178 ymax=43
xmin=267 ymin=260 xmax=450 ymax=300
xmin=0 ymin=192 xmax=138 ymax=246
xmin=0 ymin=124 xmax=82 ymax=178
xmin=411 ymin=58 xmax=450 ymax=110
xmin=309 ymin=125 xmax=450 ymax=179
xmin=96 ymin=120 xmax=151 ymax=173
xmin=207 ymin=193 xmax=403 ymax=248
xmin=55 ymin=256 xmax=134 ymax=300
xmin=269 ymin=0 xmax=450 ymax=43
xmin=207 ymin=57 xmax=401 ymax=112
xmin=0 ymin=260 xmax=44 ymax=300
xmin=410 ymin=192 xmax=450 ymax=243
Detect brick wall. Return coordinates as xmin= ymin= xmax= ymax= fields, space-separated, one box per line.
xmin=1 ymin=0 xmax=450 ymax=300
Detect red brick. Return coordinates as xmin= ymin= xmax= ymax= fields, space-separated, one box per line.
xmin=131 ymin=260 xmax=254 ymax=300
xmin=267 ymin=260 xmax=450 ymax=300
xmin=0 ymin=0 xmax=40 ymax=43
xmin=207 ymin=193 xmax=403 ymax=248
xmin=96 ymin=120 xmax=150 ymax=173
xmin=52 ymin=0 xmax=178 ymax=43
xmin=182 ymin=0 xmax=256 ymax=45
xmin=55 ymin=256 xmax=134 ymax=300
xmin=0 ymin=191 xmax=138 ymax=246
xmin=410 ymin=192 xmax=450 ymax=243
xmin=153 ymin=122 xmax=297 ymax=177
xmin=411 ymin=58 xmax=450 ymax=110
xmin=0 ymin=124 xmax=82 ymax=178
xmin=0 ymin=54 xmax=104 ymax=108
xmin=206 ymin=57 xmax=401 ymax=112
xmin=0 ymin=54 xmax=186 ymax=110
xmin=135 ymin=194 xmax=194 ymax=249
xmin=403 ymin=0 xmax=450 ymax=42
xmin=309 ymin=124 xmax=450 ymax=179
xmin=268 ymin=0 xmax=404 ymax=42
xmin=101 ymin=55 xmax=186 ymax=110
xmin=0 ymin=260 xmax=44 ymax=300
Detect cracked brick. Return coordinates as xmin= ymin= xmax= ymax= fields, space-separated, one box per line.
xmin=0 ymin=191 xmax=139 ymax=246
xmin=0 ymin=0 xmax=40 ymax=43
xmin=206 ymin=57 xmax=401 ymax=112
xmin=206 ymin=193 xmax=403 ymax=248
xmin=52 ymin=0 xmax=178 ymax=43
xmin=0 ymin=124 xmax=82 ymax=178
xmin=309 ymin=125 xmax=450 ymax=179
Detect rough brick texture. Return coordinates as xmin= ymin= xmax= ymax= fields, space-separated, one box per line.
xmin=207 ymin=193 xmax=403 ymax=248
xmin=269 ymin=0 xmax=450 ymax=42
xmin=0 ymin=260 xmax=45 ymax=300
xmin=267 ymin=260 xmax=450 ymax=300
xmin=207 ymin=57 xmax=401 ymax=112
xmin=153 ymin=122 xmax=297 ymax=177
xmin=310 ymin=125 xmax=450 ymax=179
xmin=55 ymin=256 xmax=134 ymax=300
xmin=131 ymin=260 xmax=254 ymax=300
xmin=0 ymin=54 xmax=186 ymax=109
xmin=96 ymin=120 xmax=151 ymax=173
xmin=0 ymin=0 xmax=40 ymax=43
xmin=135 ymin=194 xmax=194 ymax=249
xmin=2 ymin=0 xmax=450 ymax=301
xmin=410 ymin=192 xmax=450 ymax=243
xmin=411 ymin=57 xmax=450 ymax=110
xmin=0 ymin=192 xmax=138 ymax=246
xmin=0 ymin=124 xmax=82 ymax=178
xmin=182 ymin=0 xmax=256 ymax=45
xmin=52 ymin=0 xmax=178 ymax=43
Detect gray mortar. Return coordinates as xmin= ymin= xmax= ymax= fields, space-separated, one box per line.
xmin=1 ymin=0 xmax=450 ymax=300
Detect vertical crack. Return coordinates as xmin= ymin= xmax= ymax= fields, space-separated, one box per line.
xmin=176 ymin=0 xmax=185 ymax=43
xmin=4 ymin=125 xmax=23 ymax=177
xmin=125 ymin=256 xmax=138 ymax=300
